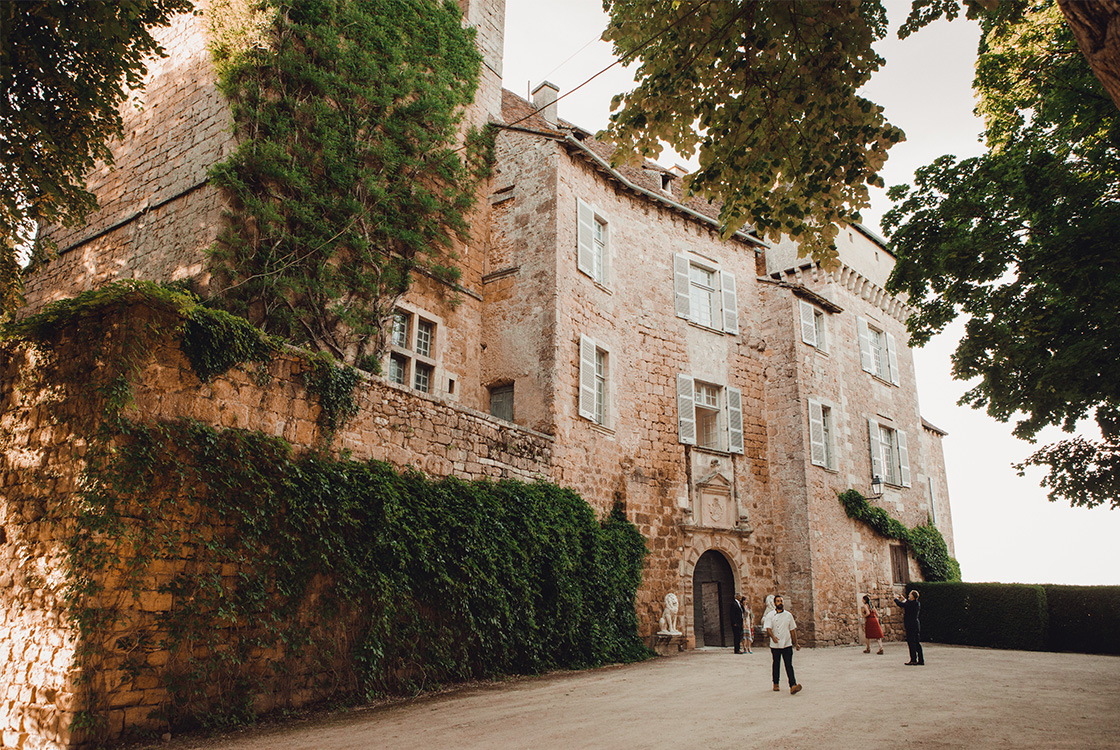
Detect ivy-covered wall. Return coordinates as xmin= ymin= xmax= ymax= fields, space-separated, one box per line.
xmin=0 ymin=287 xmax=649 ymax=746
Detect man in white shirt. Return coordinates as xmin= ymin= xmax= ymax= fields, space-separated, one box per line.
xmin=762 ymin=594 xmax=802 ymax=694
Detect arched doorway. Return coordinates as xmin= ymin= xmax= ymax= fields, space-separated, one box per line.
xmin=692 ymin=549 xmax=735 ymax=647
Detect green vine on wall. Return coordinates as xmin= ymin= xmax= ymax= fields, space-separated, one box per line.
xmin=300 ymin=350 xmax=361 ymax=436
xmin=838 ymin=489 xmax=962 ymax=582
xmin=205 ymin=0 xmax=494 ymax=367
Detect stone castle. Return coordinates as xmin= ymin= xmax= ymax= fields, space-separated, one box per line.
xmin=3 ymin=0 xmax=954 ymax=746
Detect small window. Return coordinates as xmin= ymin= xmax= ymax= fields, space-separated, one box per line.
xmin=689 ymin=266 xmax=719 ymax=329
xmin=416 ymin=319 xmax=434 ymax=357
xmin=414 ymin=363 xmax=433 ymax=393
xmin=489 ymin=384 xmax=514 ymax=422
xmin=388 ymin=353 xmax=408 ymax=386
xmin=891 ymin=545 xmax=910 ymax=584
xmin=809 ymin=399 xmax=836 ymax=470
xmin=695 ymin=382 xmax=721 ymax=449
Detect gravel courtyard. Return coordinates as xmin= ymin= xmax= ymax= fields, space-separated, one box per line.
xmin=143 ymin=643 xmax=1120 ymax=750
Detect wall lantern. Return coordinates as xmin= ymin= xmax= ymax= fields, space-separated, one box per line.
xmin=869 ymin=475 xmax=883 ymax=500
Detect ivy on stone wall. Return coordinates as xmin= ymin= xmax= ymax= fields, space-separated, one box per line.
xmin=206 ymin=0 xmax=494 ymax=367
xmin=838 ymin=489 xmax=962 ymax=582
xmin=2 ymin=287 xmax=651 ymax=739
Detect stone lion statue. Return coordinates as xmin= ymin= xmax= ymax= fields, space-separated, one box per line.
xmin=658 ymin=592 xmax=681 ymax=635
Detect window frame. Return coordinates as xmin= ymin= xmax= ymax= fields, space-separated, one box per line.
xmin=673 ymin=254 xmax=738 ymax=335
xmin=799 ymin=299 xmax=828 ymax=352
xmin=868 ymin=418 xmax=911 ymax=488
xmin=386 ymin=306 xmax=441 ymax=394
xmin=676 ymin=373 xmax=744 ymax=454
xmin=858 ymin=316 xmax=900 ymax=385
xmin=890 ymin=544 xmax=910 ymax=585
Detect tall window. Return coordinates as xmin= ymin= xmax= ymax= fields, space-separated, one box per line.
xmin=673 ymin=254 xmax=738 ymax=334
xmin=387 ymin=308 xmax=438 ymax=394
xmin=809 ymin=399 xmax=836 ymax=470
xmin=879 ymin=425 xmax=898 ymax=485
xmin=579 ymin=334 xmax=610 ymax=426
xmin=676 ymin=374 xmax=744 ymax=454
xmin=694 ymin=382 xmax=721 ymax=449
xmin=577 ymin=199 xmax=609 ymax=285
xmin=689 ymin=265 xmax=719 ymax=329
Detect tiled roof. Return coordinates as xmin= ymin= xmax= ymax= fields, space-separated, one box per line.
xmin=499 ymin=89 xmax=740 ymax=232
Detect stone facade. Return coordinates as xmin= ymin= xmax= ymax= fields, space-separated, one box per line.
xmin=5 ymin=0 xmax=957 ymax=745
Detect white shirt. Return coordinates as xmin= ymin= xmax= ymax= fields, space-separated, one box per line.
xmin=763 ymin=609 xmax=797 ymax=649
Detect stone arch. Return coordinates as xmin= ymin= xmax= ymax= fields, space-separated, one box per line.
xmin=690 ymin=548 xmax=737 ymax=647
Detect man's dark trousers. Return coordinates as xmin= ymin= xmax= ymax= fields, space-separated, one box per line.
xmin=771 ymin=646 xmax=796 ymax=685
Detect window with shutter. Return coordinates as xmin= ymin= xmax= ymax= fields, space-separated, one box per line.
xmin=891 ymin=545 xmax=910 ymax=584
xmin=885 ymin=331 xmax=901 ymax=385
xmin=897 ymin=429 xmax=911 ymax=487
xmin=859 ymin=317 xmax=900 ymax=385
xmin=673 ymin=254 xmax=739 ymax=334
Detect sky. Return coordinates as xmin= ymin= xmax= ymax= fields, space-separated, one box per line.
xmin=502 ymin=0 xmax=1120 ymax=586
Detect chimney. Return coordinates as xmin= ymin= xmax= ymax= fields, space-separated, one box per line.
xmin=531 ymin=80 xmax=559 ymax=127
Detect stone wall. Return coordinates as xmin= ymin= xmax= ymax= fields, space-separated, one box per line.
xmin=0 ymin=301 xmax=556 ymax=748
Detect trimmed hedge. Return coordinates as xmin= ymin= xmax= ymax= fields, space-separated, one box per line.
xmin=911 ymin=582 xmax=1120 ymax=654
xmin=1044 ymin=585 xmax=1120 ymax=655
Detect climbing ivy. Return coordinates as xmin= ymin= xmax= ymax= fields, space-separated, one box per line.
xmin=300 ymin=350 xmax=362 ymax=436
xmin=838 ymin=489 xmax=962 ymax=582
xmin=206 ymin=0 xmax=494 ymax=367
xmin=3 ymin=287 xmax=651 ymax=739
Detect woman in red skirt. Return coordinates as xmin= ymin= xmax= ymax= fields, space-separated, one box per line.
xmin=860 ymin=594 xmax=884 ymax=654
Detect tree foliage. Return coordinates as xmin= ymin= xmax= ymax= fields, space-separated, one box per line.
xmin=884 ymin=0 xmax=1120 ymax=509
xmin=601 ymin=0 xmax=905 ymax=266
xmin=206 ymin=0 xmax=491 ymax=366
xmin=0 ymin=0 xmax=192 ymax=317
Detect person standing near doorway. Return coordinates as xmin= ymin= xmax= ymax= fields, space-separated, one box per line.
xmin=763 ymin=595 xmax=802 ymax=694
xmin=730 ymin=594 xmax=745 ymax=654
xmin=893 ymin=590 xmax=924 ymax=666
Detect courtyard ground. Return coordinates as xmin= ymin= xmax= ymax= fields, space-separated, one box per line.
xmin=139 ymin=643 xmax=1119 ymax=750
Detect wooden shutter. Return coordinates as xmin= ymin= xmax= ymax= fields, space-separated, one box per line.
xmin=800 ymin=300 xmax=817 ymax=347
xmin=677 ymin=374 xmax=696 ymax=445
xmin=577 ymin=199 xmax=595 ymax=278
xmin=578 ymin=334 xmax=597 ymax=420
xmin=897 ymin=429 xmax=911 ymax=487
xmin=721 ymin=271 xmax=738 ymax=334
xmin=857 ymin=317 xmax=874 ymax=373
xmin=727 ymin=387 xmax=744 ymax=454
xmin=808 ymin=399 xmax=827 ymax=467
xmin=868 ymin=418 xmax=883 ymax=484
xmin=891 ymin=545 xmax=910 ymax=584
xmin=674 ymin=254 xmax=691 ymax=319
xmin=885 ymin=331 xmax=901 ymax=385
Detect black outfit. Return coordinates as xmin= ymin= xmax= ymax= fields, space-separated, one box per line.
xmin=896 ymin=596 xmax=924 ymax=665
xmin=771 ymin=646 xmax=797 ymax=686
xmin=730 ymin=599 xmax=745 ymax=653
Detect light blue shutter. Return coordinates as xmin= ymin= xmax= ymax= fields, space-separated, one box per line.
xmin=577 ymin=200 xmax=595 ymax=278
xmin=727 ymin=387 xmax=744 ymax=454
xmin=857 ymin=317 xmax=874 ymax=373
xmin=579 ymin=335 xmax=597 ymax=420
xmin=808 ymin=399 xmax=826 ymax=467
xmin=897 ymin=429 xmax=911 ymax=487
xmin=721 ymin=271 xmax=738 ymax=334
xmin=677 ymin=374 xmax=696 ymax=445
xmin=886 ymin=331 xmax=901 ymax=386
xmin=674 ymin=254 xmax=691 ymax=320
xmin=868 ymin=418 xmax=883 ymax=485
